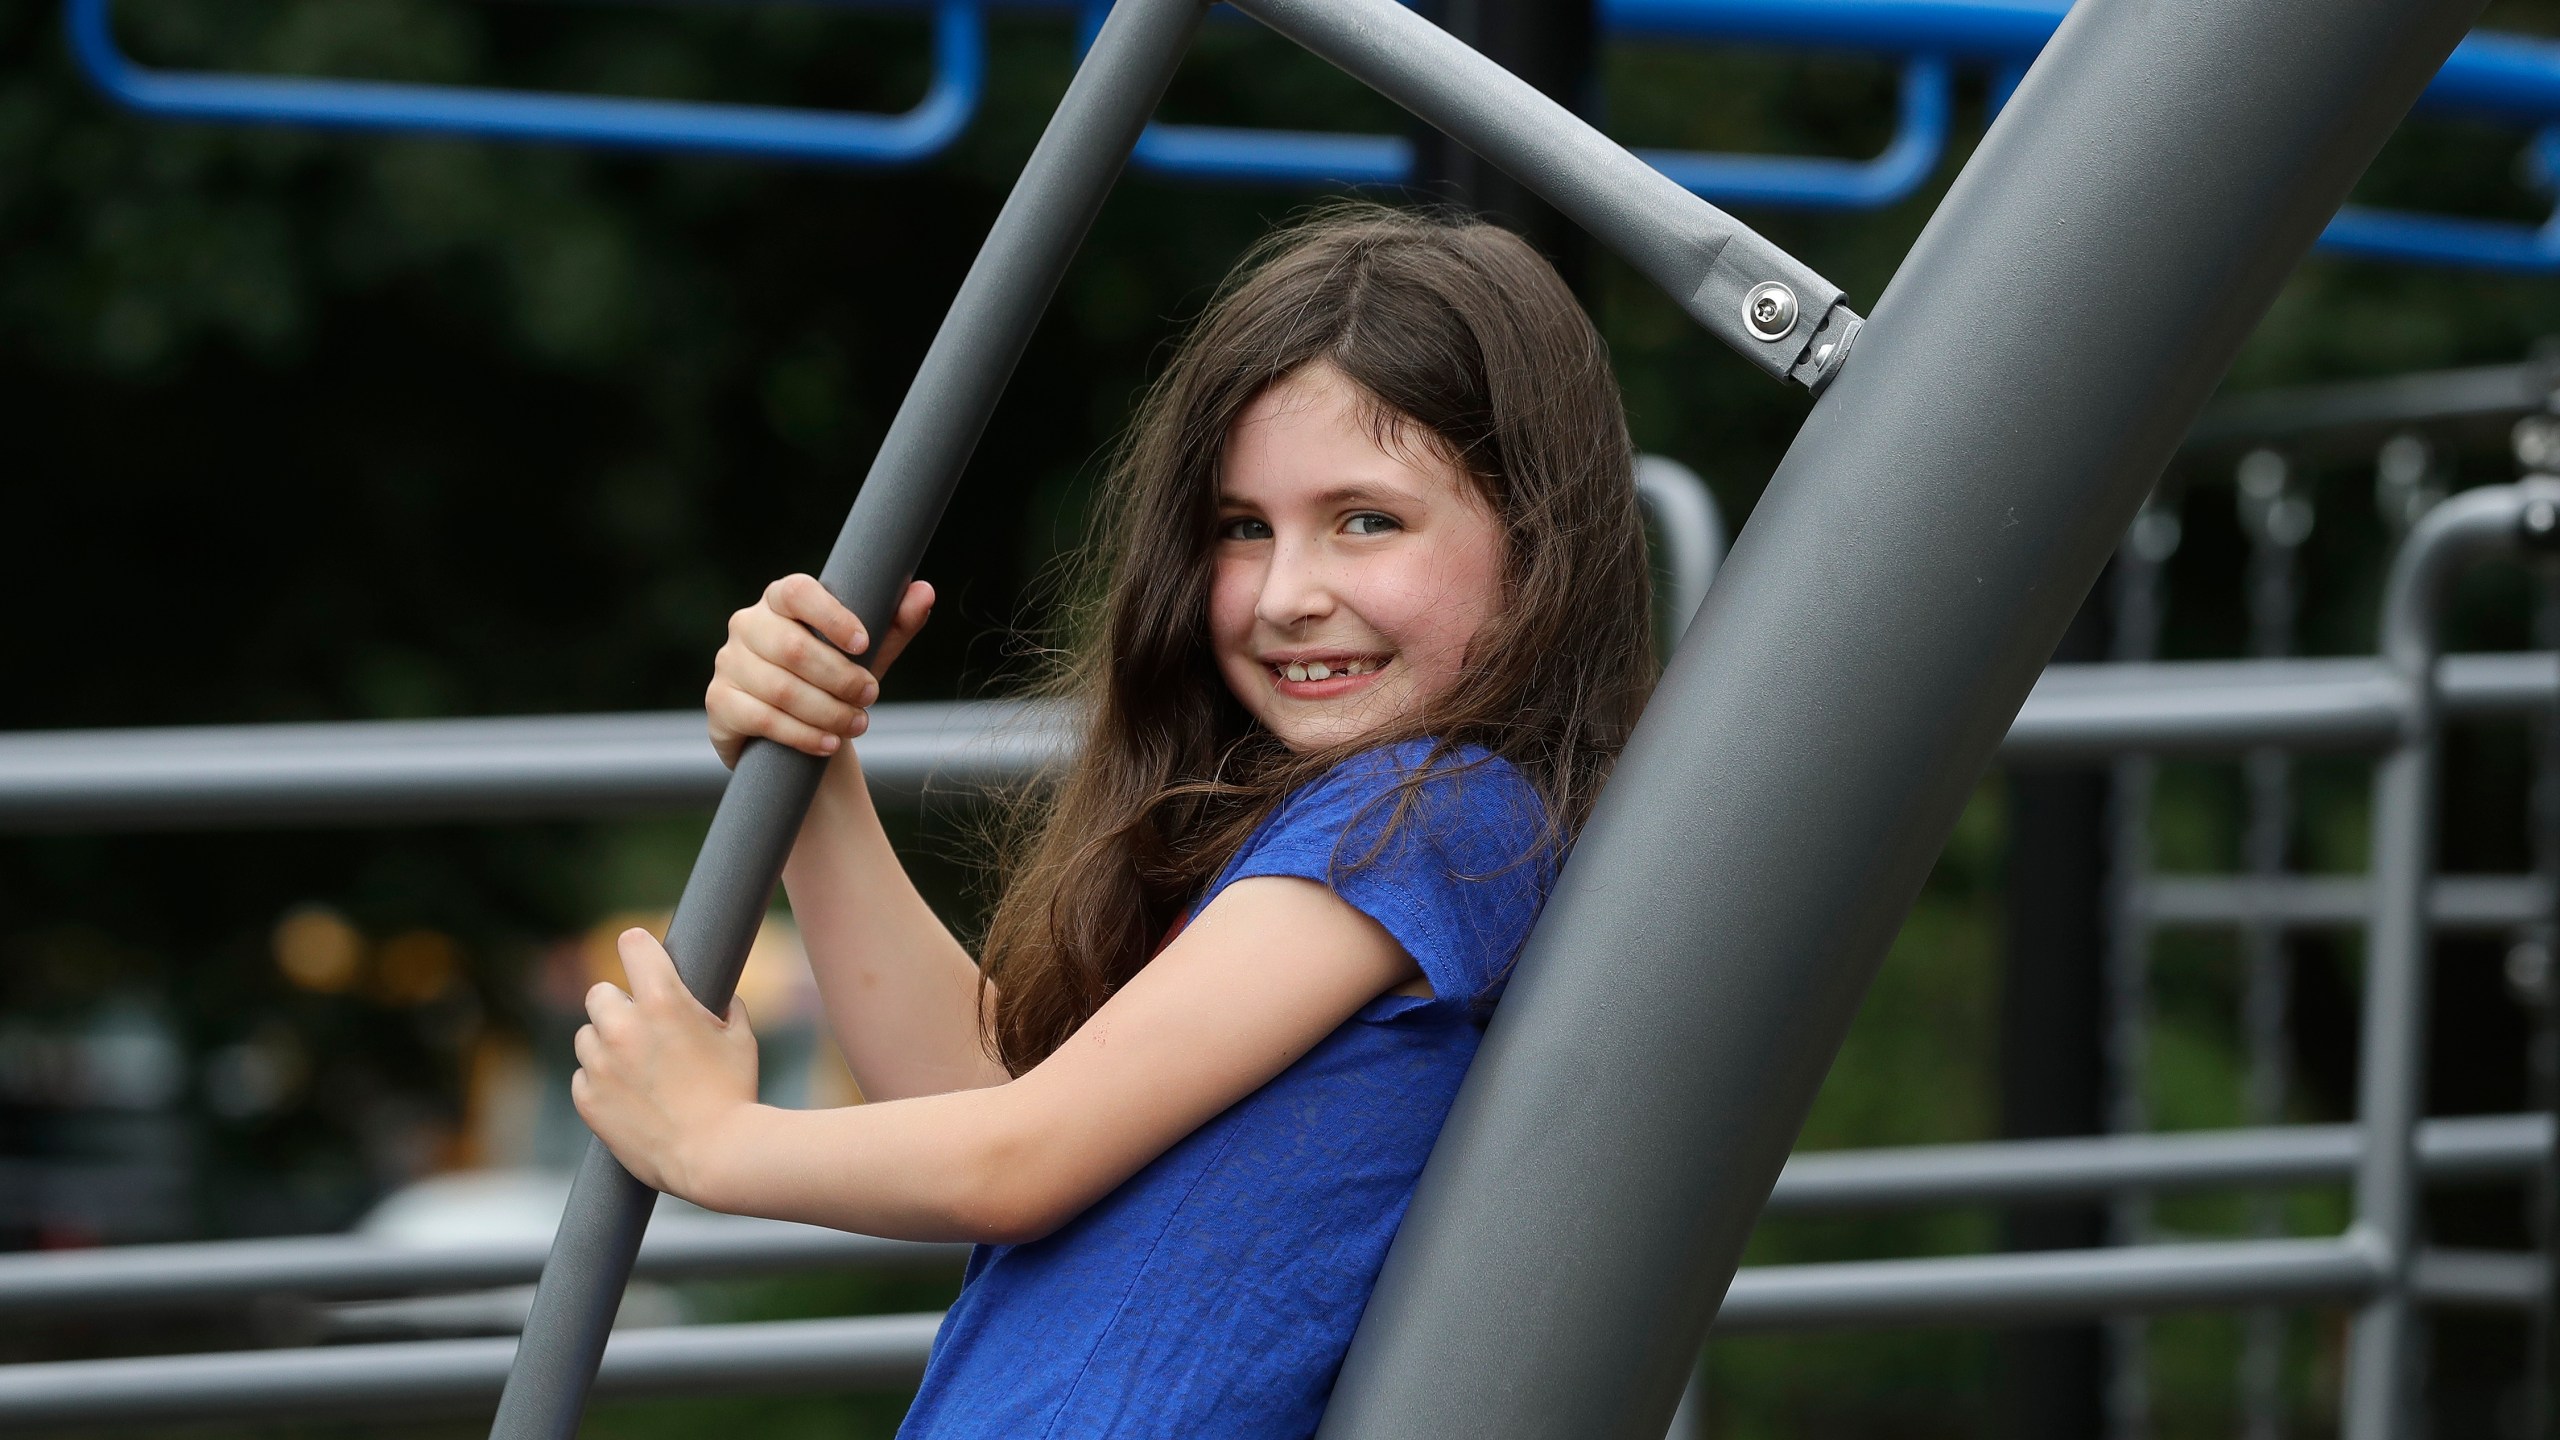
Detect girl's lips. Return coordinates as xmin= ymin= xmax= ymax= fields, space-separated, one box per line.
xmin=1269 ymin=655 xmax=1391 ymax=700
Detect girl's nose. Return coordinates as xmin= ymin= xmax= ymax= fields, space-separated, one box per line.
xmin=1254 ymin=539 xmax=1339 ymax=630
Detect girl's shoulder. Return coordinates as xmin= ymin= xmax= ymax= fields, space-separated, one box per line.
xmin=1218 ymin=738 xmax=1556 ymax=1013
xmin=1248 ymin=737 xmax=1553 ymax=886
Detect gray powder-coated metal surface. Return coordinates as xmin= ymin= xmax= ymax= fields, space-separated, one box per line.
xmin=1314 ymin=1 xmax=2490 ymax=1435
xmin=484 ymin=0 xmax=1211 ymax=1430
xmin=3 ymin=653 xmax=2549 ymax=832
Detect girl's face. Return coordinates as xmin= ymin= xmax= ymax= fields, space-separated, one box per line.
xmin=1210 ymin=362 xmax=1507 ymax=753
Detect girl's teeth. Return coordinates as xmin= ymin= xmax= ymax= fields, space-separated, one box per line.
xmin=1278 ymin=658 xmax=1381 ymax=684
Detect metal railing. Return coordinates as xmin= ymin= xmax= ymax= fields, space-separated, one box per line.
xmin=59 ymin=0 xmax=2560 ymax=266
xmin=3 ymin=478 xmax=2558 ymax=1430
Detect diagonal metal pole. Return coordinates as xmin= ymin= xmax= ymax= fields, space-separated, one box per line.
xmin=1315 ymin=0 xmax=2486 ymax=1436
xmin=482 ymin=0 xmax=1207 ymax=1432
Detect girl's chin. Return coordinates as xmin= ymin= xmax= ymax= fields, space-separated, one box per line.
xmin=1262 ymin=699 xmax=1408 ymax=753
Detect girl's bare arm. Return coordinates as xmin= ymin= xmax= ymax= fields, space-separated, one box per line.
xmin=572 ymin=873 xmax=1422 ymax=1242
xmin=710 ymin=574 xmax=1010 ymax=1100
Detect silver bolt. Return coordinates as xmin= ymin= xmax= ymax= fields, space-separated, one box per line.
xmin=1743 ymin=281 xmax=1799 ymax=343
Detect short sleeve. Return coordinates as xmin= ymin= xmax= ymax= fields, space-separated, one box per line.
xmin=1199 ymin=740 xmax=1556 ymax=1016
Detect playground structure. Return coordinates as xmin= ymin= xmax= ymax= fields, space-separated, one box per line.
xmin=16 ymin=0 xmax=2560 ymax=1434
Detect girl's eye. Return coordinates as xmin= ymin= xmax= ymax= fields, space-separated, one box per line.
xmin=1217 ymin=516 xmax=1272 ymax=541
xmin=1344 ymin=512 xmax=1400 ymax=536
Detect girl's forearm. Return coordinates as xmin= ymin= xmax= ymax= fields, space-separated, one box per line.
xmin=683 ymin=1088 xmax=1067 ymax=1244
xmin=784 ymin=753 xmax=1011 ymax=1100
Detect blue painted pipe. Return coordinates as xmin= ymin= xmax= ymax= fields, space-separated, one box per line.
xmin=61 ymin=0 xmax=2560 ymax=265
xmin=1635 ymin=56 xmax=1951 ymax=210
xmin=63 ymin=0 xmax=983 ymax=165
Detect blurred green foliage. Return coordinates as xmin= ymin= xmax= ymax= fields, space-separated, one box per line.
xmin=6 ymin=0 xmax=2560 ymax=1435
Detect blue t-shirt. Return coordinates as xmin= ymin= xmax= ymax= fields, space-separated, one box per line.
xmin=897 ymin=739 xmax=1554 ymax=1440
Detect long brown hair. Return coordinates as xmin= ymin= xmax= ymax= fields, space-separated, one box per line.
xmin=977 ymin=204 xmax=1655 ymax=1075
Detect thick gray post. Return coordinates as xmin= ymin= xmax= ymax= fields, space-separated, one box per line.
xmin=482 ymin=0 xmax=1206 ymax=1432
xmin=2344 ymin=480 xmax=2560 ymax=1438
xmin=1316 ymin=1 xmax=2485 ymax=1436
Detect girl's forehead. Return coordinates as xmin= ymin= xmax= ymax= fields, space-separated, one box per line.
xmin=1219 ymin=366 xmax=1467 ymax=507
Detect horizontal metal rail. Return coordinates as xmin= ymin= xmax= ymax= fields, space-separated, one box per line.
xmin=4 ymin=1115 xmax=2535 ymax=1321
xmin=2411 ymin=1247 xmax=2549 ymax=1309
xmin=2140 ymin=872 xmax=2552 ymax=933
xmin=0 ymin=1311 xmax=942 ymax=1429
xmin=1708 ymin=1236 xmax=2386 ymax=1334
xmin=0 ymin=1235 xmax=2430 ymax=1429
xmin=0 ymin=1218 xmax=964 ymax=1320
xmin=2 ymin=654 xmax=2547 ymax=833
xmin=1767 ymin=1112 xmax=2548 ymax=1215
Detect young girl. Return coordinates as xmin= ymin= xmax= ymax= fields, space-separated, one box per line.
xmin=570 ymin=205 xmax=1657 ymax=1436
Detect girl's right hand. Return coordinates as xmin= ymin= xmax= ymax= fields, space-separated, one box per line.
xmin=707 ymin=575 xmax=935 ymax=769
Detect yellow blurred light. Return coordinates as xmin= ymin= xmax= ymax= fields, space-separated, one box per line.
xmin=374 ymin=930 xmax=461 ymax=1006
xmin=273 ymin=905 xmax=365 ymax=994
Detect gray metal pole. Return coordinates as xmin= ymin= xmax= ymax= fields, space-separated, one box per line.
xmin=1316 ymin=1 xmax=2486 ymax=1435
xmin=1225 ymin=0 xmax=1858 ymax=392
xmin=481 ymin=0 xmax=1207 ymax=1433
xmin=2235 ymin=448 xmax=2309 ymax=1440
xmin=2104 ymin=493 xmax=2175 ymax=1440
xmin=2344 ymin=479 xmax=2560 ymax=1438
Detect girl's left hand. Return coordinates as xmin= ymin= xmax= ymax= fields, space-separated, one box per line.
xmin=571 ymin=928 xmax=762 ymax=1200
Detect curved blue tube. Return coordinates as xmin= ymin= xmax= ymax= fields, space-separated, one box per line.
xmin=1636 ymin=55 xmax=1950 ymax=209
xmin=63 ymin=0 xmax=982 ymax=165
xmin=1089 ymin=0 xmax=1950 ymax=205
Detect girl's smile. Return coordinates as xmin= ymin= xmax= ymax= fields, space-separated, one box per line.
xmin=1211 ymin=361 xmax=1506 ymax=752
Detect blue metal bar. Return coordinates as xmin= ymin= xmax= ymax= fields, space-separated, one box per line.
xmin=65 ymin=0 xmax=2560 ymax=260
xmin=63 ymin=0 xmax=983 ymax=165
xmin=2317 ymin=128 xmax=2560 ymax=273
xmin=1634 ymin=55 xmax=1950 ymax=209
xmin=1599 ymin=0 xmax=2065 ymax=56
xmin=1086 ymin=0 xmax=1950 ymax=204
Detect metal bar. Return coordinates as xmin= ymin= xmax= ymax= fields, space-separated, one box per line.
xmin=1635 ymin=56 xmax=1953 ymax=210
xmin=1316 ymin=0 xmax=2488 ymax=1435
xmin=2410 ymin=1247 xmax=2549 ymax=1310
xmin=0 ymin=1114 xmax=2536 ymax=1321
xmin=0 ymin=700 xmax=1063 ymax=832
xmin=6 ymin=653 xmax=2549 ymax=834
xmin=1711 ymin=1237 xmax=2385 ymax=1335
xmin=2142 ymin=873 xmax=2554 ymax=933
xmin=2185 ymin=358 xmax=2560 ymax=456
xmin=485 ymin=0 xmax=1208 ymax=1432
xmin=0 ymin=1312 xmax=943 ymax=1430
xmin=0 ymin=1232 xmax=2494 ymax=1432
xmin=1225 ymin=0 xmax=1861 ymax=390
xmin=1769 ymin=1113 xmax=2551 ymax=1215
xmin=0 ymin=1222 xmax=964 ymax=1321
xmin=65 ymin=0 xmax=984 ymax=165
xmin=1634 ymin=455 xmax=1726 ymax=643
xmin=2345 ymin=481 xmax=2560 ymax=1437
xmin=2101 ymin=500 xmax=2173 ymax=1440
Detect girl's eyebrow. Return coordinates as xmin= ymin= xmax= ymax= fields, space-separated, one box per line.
xmin=1216 ymin=481 xmax=1421 ymax=510
xmin=1308 ymin=481 xmax=1420 ymax=509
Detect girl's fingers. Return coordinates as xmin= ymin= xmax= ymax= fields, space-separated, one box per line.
xmin=710 ymin=692 xmax=844 ymax=759
xmin=869 ymin=580 xmax=936 ymax=677
xmin=616 ymin=927 xmax=687 ymax=1007
xmin=764 ymin=574 xmax=867 ymax=656
xmin=584 ymin=981 xmax=632 ymax=1028
xmin=723 ymin=653 xmax=865 ymax=740
xmin=731 ymin=607 xmax=867 ymax=699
